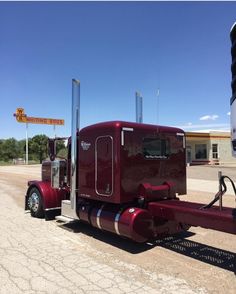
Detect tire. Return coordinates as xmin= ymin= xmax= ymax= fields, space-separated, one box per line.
xmin=28 ymin=187 xmax=45 ymax=218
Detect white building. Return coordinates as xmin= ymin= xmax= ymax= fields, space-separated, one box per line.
xmin=185 ymin=131 xmax=236 ymax=165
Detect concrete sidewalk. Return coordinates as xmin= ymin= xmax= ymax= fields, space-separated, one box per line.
xmin=187 ymin=178 xmax=235 ymax=195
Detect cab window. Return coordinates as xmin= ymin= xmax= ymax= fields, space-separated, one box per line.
xmin=143 ymin=138 xmax=170 ymax=159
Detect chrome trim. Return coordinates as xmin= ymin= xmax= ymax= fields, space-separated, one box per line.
xmin=95 ymin=136 xmax=114 ymax=196
xmin=71 ymin=79 xmax=80 ymax=211
xmin=51 ymin=160 xmax=60 ymax=189
xmin=122 ymin=127 xmax=134 ymax=131
xmin=45 ymin=207 xmax=61 ymax=211
xmin=135 ymin=91 xmax=143 ymax=123
xmin=121 ymin=127 xmax=133 ymax=146
xmin=121 ymin=131 xmax=124 ymax=146
xmin=177 ymin=133 xmax=185 ymax=148
xmin=114 ymin=212 xmax=121 ymax=235
xmin=129 ymin=208 xmax=135 ymax=213
xmin=28 ymin=192 xmax=40 ymax=212
xmin=96 ymin=204 xmax=104 ymax=229
xmin=230 ymin=22 xmax=236 ymax=34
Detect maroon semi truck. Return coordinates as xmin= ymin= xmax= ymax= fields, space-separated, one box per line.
xmin=25 ymin=79 xmax=236 ymax=243
xmin=25 ymin=23 xmax=236 ymax=242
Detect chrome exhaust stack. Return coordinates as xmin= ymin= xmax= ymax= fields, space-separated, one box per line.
xmin=59 ymin=79 xmax=80 ymax=221
xmin=135 ymin=91 xmax=143 ymax=123
xmin=70 ymin=79 xmax=80 ymax=211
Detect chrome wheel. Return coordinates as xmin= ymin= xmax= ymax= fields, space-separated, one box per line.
xmin=28 ymin=187 xmax=44 ymax=218
xmin=28 ymin=192 xmax=40 ymax=212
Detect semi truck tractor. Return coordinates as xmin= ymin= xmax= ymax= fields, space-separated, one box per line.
xmin=25 ymin=24 xmax=236 ymax=243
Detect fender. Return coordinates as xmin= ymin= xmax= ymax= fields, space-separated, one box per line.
xmin=26 ymin=180 xmax=69 ymax=211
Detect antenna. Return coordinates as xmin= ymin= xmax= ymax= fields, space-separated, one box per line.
xmin=156 ymin=88 xmax=160 ymax=125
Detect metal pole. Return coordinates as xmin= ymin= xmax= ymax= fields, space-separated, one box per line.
xmin=135 ymin=91 xmax=143 ymax=123
xmin=71 ymin=79 xmax=80 ymax=211
xmin=218 ymin=171 xmax=223 ymax=210
xmin=26 ymin=123 xmax=28 ymax=165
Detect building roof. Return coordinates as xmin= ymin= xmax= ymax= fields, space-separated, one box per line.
xmin=186 ymin=130 xmax=230 ymax=139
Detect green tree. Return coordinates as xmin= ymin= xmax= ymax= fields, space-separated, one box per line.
xmin=0 ymin=139 xmax=3 ymax=160
xmin=1 ymin=138 xmax=20 ymax=162
xmin=56 ymin=140 xmax=67 ymax=158
xmin=29 ymin=135 xmax=48 ymax=163
xmin=0 ymin=135 xmax=67 ymax=164
xmin=18 ymin=139 xmax=26 ymax=159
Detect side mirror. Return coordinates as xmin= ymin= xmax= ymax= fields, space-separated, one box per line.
xmin=48 ymin=139 xmax=56 ymax=161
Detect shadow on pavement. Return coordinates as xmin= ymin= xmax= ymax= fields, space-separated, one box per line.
xmin=59 ymin=221 xmax=236 ymax=273
xmin=154 ymin=234 xmax=236 ymax=274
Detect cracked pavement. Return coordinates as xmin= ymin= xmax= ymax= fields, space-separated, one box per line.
xmin=0 ymin=165 xmax=235 ymax=293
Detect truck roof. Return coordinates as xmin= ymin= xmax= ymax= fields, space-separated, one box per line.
xmin=80 ymin=121 xmax=185 ymax=134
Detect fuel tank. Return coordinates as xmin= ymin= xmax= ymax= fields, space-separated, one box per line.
xmin=77 ymin=201 xmax=154 ymax=242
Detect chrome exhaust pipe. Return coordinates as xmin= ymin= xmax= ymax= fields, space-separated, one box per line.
xmin=135 ymin=91 xmax=143 ymax=123
xmin=71 ymin=79 xmax=80 ymax=210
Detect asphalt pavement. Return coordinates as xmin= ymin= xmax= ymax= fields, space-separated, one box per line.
xmin=0 ymin=165 xmax=235 ymax=294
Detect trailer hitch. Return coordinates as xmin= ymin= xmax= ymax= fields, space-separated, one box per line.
xmin=200 ymin=172 xmax=236 ymax=211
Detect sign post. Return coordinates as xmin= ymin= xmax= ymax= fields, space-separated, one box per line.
xmin=26 ymin=123 xmax=28 ymax=165
xmin=13 ymin=108 xmax=64 ymax=165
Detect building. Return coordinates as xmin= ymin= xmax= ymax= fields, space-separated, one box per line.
xmin=185 ymin=131 xmax=236 ymax=165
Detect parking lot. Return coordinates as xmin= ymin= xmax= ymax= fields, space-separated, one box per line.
xmin=0 ymin=164 xmax=235 ymax=293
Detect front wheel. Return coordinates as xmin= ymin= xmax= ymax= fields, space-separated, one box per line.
xmin=28 ymin=187 xmax=44 ymax=218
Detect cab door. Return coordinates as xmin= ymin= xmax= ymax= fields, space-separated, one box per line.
xmin=95 ymin=136 xmax=113 ymax=196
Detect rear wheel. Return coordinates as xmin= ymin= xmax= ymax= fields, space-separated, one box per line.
xmin=28 ymin=187 xmax=44 ymax=218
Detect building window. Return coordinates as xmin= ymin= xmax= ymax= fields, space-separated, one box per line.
xmin=212 ymin=144 xmax=218 ymax=159
xmin=195 ymin=144 xmax=207 ymax=159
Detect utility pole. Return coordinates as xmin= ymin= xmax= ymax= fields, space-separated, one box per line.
xmin=25 ymin=123 xmax=28 ymax=165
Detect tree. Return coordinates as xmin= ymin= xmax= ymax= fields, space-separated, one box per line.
xmin=56 ymin=140 xmax=67 ymax=158
xmin=1 ymin=138 xmax=20 ymax=162
xmin=0 ymin=140 xmax=3 ymax=160
xmin=0 ymin=134 xmax=67 ymax=163
xmin=18 ymin=139 xmax=26 ymax=159
xmin=29 ymin=135 xmax=48 ymax=163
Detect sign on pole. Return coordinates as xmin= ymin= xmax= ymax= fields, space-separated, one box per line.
xmin=14 ymin=108 xmax=64 ymax=125
xmin=13 ymin=108 xmax=65 ymax=165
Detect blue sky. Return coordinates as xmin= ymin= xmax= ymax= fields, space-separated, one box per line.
xmin=0 ymin=1 xmax=236 ymax=140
